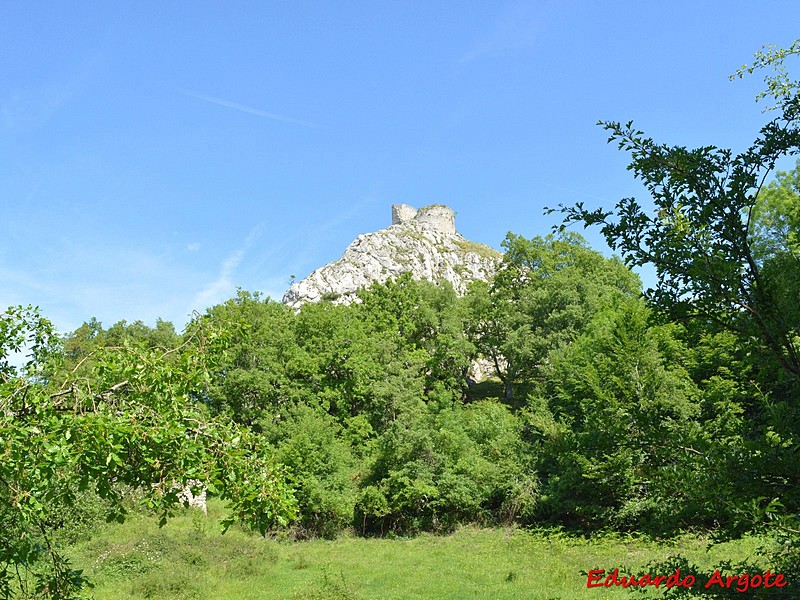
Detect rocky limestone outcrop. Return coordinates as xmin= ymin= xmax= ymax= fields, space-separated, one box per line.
xmin=282 ymin=204 xmax=501 ymax=308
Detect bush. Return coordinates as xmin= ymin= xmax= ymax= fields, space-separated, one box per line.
xmin=276 ymin=406 xmax=357 ymax=538
xmin=356 ymin=401 xmax=535 ymax=534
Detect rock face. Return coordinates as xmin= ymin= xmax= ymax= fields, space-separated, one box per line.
xmin=282 ymin=204 xmax=501 ymax=308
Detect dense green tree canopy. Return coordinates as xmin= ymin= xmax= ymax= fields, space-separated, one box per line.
xmin=6 ymin=41 xmax=800 ymax=598
xmin=465 ymin=232 xmax=640 ymax=400
xmin=751 ymin=159 xmax=800 ymax=257
xmin=549 ymin=40 xmax=800 ymax=543
xmin=0 ymin=306 xmax=297 ymax=598
xmin=553 ymin=41 xmax=800 ymax=381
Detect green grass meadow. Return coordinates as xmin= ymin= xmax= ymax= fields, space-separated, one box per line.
xmin=64 ymin=501 xmax=770 ymax=599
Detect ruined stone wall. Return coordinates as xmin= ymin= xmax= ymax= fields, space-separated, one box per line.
xmin=392 ymin=204 xmax=418 ymax=224
xmin=283 ymin=203 xmax=499 ymax=308
xmin=414 ymin=205 xmax=455 ymax=234
xmin=391 ymin=204 xmax=456 ymax=234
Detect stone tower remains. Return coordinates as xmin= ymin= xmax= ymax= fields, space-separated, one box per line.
xmin=391 ymin=204 xmax=418 ymax=225
xmin=415 ymin=205 xmax=456 ymax=234
xmin=282 ymin=203 xmax=499 ymax=309
xmin=390 ymin=204 xmax=456 ymax=235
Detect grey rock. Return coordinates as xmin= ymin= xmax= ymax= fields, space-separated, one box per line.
xmin=283 ymin=204 xmax=500 ymax=308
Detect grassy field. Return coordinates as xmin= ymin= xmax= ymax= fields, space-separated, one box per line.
xmin=65 ymin=501 xmax=771 ymax=599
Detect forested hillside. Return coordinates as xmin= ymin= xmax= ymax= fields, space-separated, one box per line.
xmin=2 ymin=40 xmax=800 ymax=598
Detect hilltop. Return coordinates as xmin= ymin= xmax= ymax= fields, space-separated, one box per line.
xmin=282 ymin=204 xmax=501 ymax=308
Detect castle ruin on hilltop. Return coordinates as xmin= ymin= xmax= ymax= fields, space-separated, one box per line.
xmin=391 ymin=204 xmax=456 ymax=235
xmin=282 ymin=202 xmax=498 ymax=309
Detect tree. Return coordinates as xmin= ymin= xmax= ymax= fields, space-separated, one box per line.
xmin=552 ymin=104 xmax=800 ymax=379
xmin=43 ymin=317 xmax=182 ymax=393
xmin=732 ymin=39 xmax=800 ymax=112
xmin=0 ymin=305 xmax=297 ymax=598
xmin=465 ymin=232 xmax=640 ymax=401
xmin=750 ymin=159 xmax=800 ymax=257
xmin=356 ymin=399 xmax=535 ymax=534
xmin=530 ymin=298 xmax=703 ymax=531
xmin=549 ymin=39 xmax=800 ymax=537
xmin=273 ymin=405 xmax=357 ymax=538
xmin=356 ymin=275 xmax=474 ymax=405
xmin=200 ymin=291 xmax=306 ymax=428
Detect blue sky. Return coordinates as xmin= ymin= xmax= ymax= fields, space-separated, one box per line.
xmin=2 ymin=1 xmax=798 ymax=334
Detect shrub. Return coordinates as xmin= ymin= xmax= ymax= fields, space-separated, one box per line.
xmin=276 ymin=406 xmax=357 ymax=538
xmin=356 ymin=401 xmax=535 ymax=533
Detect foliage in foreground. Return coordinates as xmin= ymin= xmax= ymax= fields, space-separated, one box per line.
xmin=550 ymin=34 xmax=800 ymax=582
xmin=0 ymin=306 xmax=297 ymax=598
xmin=4 ymin=38 xmax=800 ymax=599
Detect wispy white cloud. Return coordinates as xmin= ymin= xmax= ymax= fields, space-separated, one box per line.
xmin=459 ymin=2 xmax=551 ymax=64
xmin=1 ymin=217 xmax=285 ymax=335
xmin=189 ymin=248 xmax=244 ymax=312
xmin=186 ymin=242 xmax=201 ymax=252
xmin=188 ymin=225 xmax=264 ymax=314
xmin=180 ymin=89 xmax=317 ymax=128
